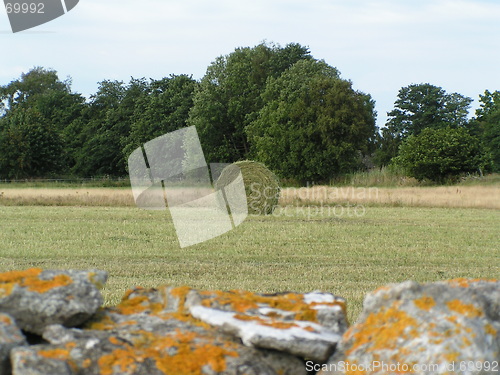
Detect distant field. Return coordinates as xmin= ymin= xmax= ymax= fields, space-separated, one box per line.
xmin=0 ymin=187 xmax=135 ymax=206
xmin=1 ymin=184 xmax=499 ymax=209
xmin=282 ymin=185 xmax=500 ymax=209
xmin=0 ymin=205 xmax=498 ymax=323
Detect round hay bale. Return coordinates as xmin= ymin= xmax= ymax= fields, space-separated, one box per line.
xmin=215 ymin=160 xmax=280 ymax=215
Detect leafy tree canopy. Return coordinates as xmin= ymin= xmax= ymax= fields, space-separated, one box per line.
xmin=246 ymin=59 xmax=377 ymax=183
xmin=188 ymin=42 xmax=312 ymax=163
xmin=386 ymin=83 xmax=472 ymax=137
xmin=393 ymin=127 xmax=491 ymax=182
xmin=0 ymin=67 xmax=84 ymax=178
xmin=0 ymin=67 xmax=71 ymax=112
xmin=376 ymin=83 xmax=473 ymax=166
xmin=469 ymin=90 xmax=500 ymax=171
xmin=122 ymin=74 xmax=197 ymax=161
xmin=69 ymin=79 xmax=148 ymax=177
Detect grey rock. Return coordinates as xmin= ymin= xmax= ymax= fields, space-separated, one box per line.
xmin=320 ymin=279 xmax=500 ymax=375
xmin=185 ymin=289 xmax=348 ymax=362
xmin=0 ymin=268 xmax=107 ymax=335
xmin=11 ymin=347 xmax=75 ymax=375
xmin=0 ymin=313 xmax=27 ymax=375
xmin=13 ymin=322 xmax=307 ymax=375
xmin=11 ymin=286 xmax=308 ymax=375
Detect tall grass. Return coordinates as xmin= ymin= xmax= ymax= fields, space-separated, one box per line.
xmin=330 ymin=167 xmax=417 ymax=187
xmin=0 ymin=188 xmax=135 ymax=206
xmin=331 ymin=168 xmax=500 ymax=188
xmin=1 ymin=184 xmax=499 ymax=209
xmin=281 ymin=185 xmax=500 ymax=209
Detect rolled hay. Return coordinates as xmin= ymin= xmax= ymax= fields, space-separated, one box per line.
xmin=215 ymin=160 xmax=281 ymax=215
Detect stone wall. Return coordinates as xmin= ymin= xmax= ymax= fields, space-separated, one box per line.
xmin=0 ymin=268 xmax=498 ymax=374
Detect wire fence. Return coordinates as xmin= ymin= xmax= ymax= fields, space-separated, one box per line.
xmin=0 ymin=176 xmax=131 ymax=186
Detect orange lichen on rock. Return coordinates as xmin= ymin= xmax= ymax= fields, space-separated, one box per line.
xmin=485 ymin=324 xmax=497 ymax=336
xmin=23 ymin=274 xmax=73 ymax=294
xmin=346 ymin=302 xmax=418 ymax=355
xmin=200 ymin=290 xmax=342 ymax=324
xmin=87 ymin=315 xmax=116 ymax=330
xmin=167 ymin=286 xmax=200 ymax=323
xmin=446 ymin=300 xmax=483 ymax=319
xmin=0 ymin=314 xmax=12 ymax=325
xmin=373 ymin=285 xmax=390 ymax=294
xmin=91 ymin=287 xmax=211 ymax=331
xmin=38 ymin=342 xmax=76 ymax=361
xmin=0 ymin=268 xmax=43 ymax=283
xmin=38 ymin=348 xmax=71 ymax=361
xmin=88 ymin=272 xmax=104 ymax=289
xmin=413 ymin=296 xmax=436 ymax=311
xmin=98 ymin=347 xmax=137 ymax=375
xmin=447 ymin=278 xmax=497 ymax=288
xmin=98 ymin=330 xmax=238 ymax=375
xmin=0 ymin=268 xmax=73 ymax=295
xmin=82 ymin=358 xmax=92 ymax=368
xmin=157 ymin=286 xmax=211 ymax=329
xmin=0 ymin=283 xmax=14 ymax=298
xmin=114 ymin=295 xmax=163 ymax=315
xmin=170 ymin=286 xmax=192 ymax=304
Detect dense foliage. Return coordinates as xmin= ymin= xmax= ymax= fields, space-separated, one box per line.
xmin=393 ymin=127 xmax=490 ymax=182
xmin=246 ymin=59 xmax=376 ymax=182
xmin=468 ymin=90 xmax=500 ymax=172
xmin=0 ymin=44 xmax=497 ymax=183
xmin=376 ymin=83 xmax=473 ymax=166
xmin=188 ymin=42 xmax=312 ymax=163
xmin=0 ymin=68 xmax=84 ymax=178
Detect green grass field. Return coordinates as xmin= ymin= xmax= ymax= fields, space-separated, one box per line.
xmin=1 ymin=204 xmax=498 ymax=323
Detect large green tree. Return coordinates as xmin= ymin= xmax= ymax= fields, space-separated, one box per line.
xmin=188 ymin=42 xmax=312 ymax=163
xmin=246 ymin=59 xmax=377 ymax=183
xmin=68 ymin=79 xmax=147 ymax=177
xmin=0 ymin=67 xmax=70 ymax=110
xmin=393 ymin=127 xmax=490 ymax=182
xmin=0 ymin=67 xmax=84 ymax=178
xmin=376 ymin=83 xmax=472 ymax=165
xmin=469 ymin=90 xmax=500 ymax=172
xmin=122 ymin=75 xmax=197 ymax=161
xmin=0 ymin=107 xmax=64 ymax=179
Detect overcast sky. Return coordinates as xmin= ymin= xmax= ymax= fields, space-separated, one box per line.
xmin=1 ymin=0 xmax=500 ymax=126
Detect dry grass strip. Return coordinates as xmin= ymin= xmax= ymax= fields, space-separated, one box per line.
xmin=1 ymin=185 xmax=499 ymax=209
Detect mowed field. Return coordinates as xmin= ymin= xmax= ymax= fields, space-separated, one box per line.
xmin=1 ymin=184 xmax=499 ymax=323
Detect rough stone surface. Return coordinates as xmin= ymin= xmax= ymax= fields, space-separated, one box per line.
xmin=185 ymin=288 xmax=348 ymax=362
xmin=319 ymin=279 xmax=500 ymax=375
xmin=11 ymin=286 xmax=308 ymax=375
xmin=0 ymin=313 xmax=26 ymax=375
xmin=0 ymin=268 xmax=107 ymax=335
xmin=2 ymin=268 xmax=498 ymax=375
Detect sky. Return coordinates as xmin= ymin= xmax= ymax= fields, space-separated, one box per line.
xmin=1 ymin=0 xmax=500 ymax=126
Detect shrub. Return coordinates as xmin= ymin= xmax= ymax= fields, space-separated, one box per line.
xmin=215 ymin=160 xmax=280 ymax=215
xmin=392 ymin=127 xmax=491 ymax=183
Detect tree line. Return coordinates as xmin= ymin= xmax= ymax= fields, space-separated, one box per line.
xmin=0 ymin=42 xmax=498 ymax=183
